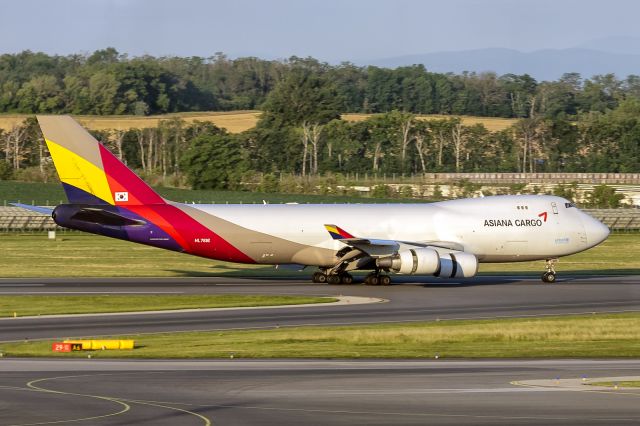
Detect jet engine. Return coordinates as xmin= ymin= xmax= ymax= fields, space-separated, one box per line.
xmin=377 ymin=249 xmax=478 ymax=278
xmin=376 ymin=248 xmax=440 ymax=274
xmin=434 ymin=252 xmax=478 ymax=278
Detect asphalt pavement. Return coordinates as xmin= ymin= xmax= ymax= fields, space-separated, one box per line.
xmin=0 ymin=275 xmax=639 ymax=342
xmin=1 ymin=359 xmax=639 ymax=425
xmin=1 ymin=275 xmax=639 ymax=425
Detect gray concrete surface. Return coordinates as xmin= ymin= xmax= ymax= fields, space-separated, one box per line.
xmin=0 ymin=275 xmax=639 ymax=342
xmin=1 ymin=359 xmax=639 ymax=425
xmin=1 ymin=275 xmax=639 ymax=425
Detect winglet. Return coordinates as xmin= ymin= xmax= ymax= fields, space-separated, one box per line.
xmin=324 ymin=224 xmax=355 ymax=240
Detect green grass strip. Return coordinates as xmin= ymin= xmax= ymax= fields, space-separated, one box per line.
xmin=0 ymin=233 xmax=639 ymax=278
xmin=3 ymin=312 xmax=640 ymax=359
xmin=0 ymin=295 xmax=336 ymax=317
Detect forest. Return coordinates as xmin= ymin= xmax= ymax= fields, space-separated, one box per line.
xmin=0 ymin=48 xmax=639 ymax=189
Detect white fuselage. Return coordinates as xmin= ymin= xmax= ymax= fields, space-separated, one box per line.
xmin=191 ymin=195 xmax=609 ymax=266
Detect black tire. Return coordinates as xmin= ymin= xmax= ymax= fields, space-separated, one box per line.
xmin=367 ymin=275 xmax=379 ymax=285
xmin=380 ymin=275 xmax=391 ymax=286
xmin=327 ymin=275 xmax=341 ymax=284
xmin=541 ymin=272 xmax=556 ymax=283
xmin=341 ymin=274 xmax=353 ymax=284
xmin=317 ymin=273 xmax=328 ymax=284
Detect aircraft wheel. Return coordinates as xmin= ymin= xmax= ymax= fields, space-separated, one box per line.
xmin=379 ymin=275 xmax=392 ymax=286
xmin=327 ymin=274 xmax=341 ymax=284
xmin=365 ymin=274 xmax=379 ymax=285
xmin=313 ymin=272 xmax=327 ymax=284
xmin=541 ymin=272 xmax=556 ymax=283
xmin=340 ymin=273 xmax=354 ymax=284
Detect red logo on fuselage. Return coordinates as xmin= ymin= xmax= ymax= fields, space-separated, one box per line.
xmin=538 ymin=211 xmax=548 ymax=222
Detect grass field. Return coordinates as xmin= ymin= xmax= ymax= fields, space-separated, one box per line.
xmin=342 ymin=113 xmax=517 ymax=132
xmin=2 ymin=312 xmax=639 ymax=358
xmin=0 ymin=111 xmax=516 ymax=133
xmin=0 ymin=181 xmax=415 ymax=206
xmin=0 ymin=233 xmax=637 ymax=278
xmin=0 ymin=295 xmax=334 ymax=317
xmin=0 ymin=111 xmax=261 ymax=133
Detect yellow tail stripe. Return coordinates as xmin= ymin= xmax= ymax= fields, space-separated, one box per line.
xmin=46 ymin=139 xmax=114 ymax=205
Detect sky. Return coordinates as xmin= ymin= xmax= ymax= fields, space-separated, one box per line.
xmin=2 ymin=0 xmax=640 ymax=62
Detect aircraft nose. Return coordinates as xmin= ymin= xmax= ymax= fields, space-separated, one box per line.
xmin=583 ymin=214 xmax=610 ymax=247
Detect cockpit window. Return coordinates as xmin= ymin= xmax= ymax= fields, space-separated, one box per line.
xmin=565 ymin=202 xmax=576 ymax=208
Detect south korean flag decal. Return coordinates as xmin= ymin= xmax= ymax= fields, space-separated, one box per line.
xmin=115 ymin=191 xmax=129 ymax=203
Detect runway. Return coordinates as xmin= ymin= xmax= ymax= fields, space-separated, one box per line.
xmin=1 ymin=275 xmax=639 ymax=342
xmin=1 ymin=359 xmax=639 ymax=425
xmin=1 ymin=275 xmax=640 ymax=424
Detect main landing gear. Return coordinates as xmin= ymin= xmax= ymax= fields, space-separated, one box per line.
xmin=312 ymin=271 xmax=354 ymax=284
xmin=541 ymin=258 xmax=557 ymax=283
xmin=311 ymin=270 xmax=391 ymax=285
xmin=364 ymin=271 xmax=392 ymax=286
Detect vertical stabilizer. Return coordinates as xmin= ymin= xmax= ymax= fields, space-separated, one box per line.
xmin=38 ymin=116 xmax=165 ymax=205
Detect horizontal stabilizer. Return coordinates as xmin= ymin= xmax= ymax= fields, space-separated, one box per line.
xmin=10 ymin=203 xmax=54 ymax=215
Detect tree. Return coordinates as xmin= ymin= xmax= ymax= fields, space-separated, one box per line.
xmin=181 ymin=131 xmax=247 ymax=190
xmin=587 ymin=185 xmax=625 ymax=208
xmin=261 ymin=67 xmax=343 ymax=127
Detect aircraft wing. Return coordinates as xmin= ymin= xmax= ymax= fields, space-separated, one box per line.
xmin=336 ymin=238 xmax=400 ymax=257
xmin=324 ymin=224 xmax=463 ymax=257
xmin=11 ymin=203 xmax=54 ymax=215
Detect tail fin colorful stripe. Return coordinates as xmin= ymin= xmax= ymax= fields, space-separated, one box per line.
xmin=324 ymin=224 xmax=355 ymax=239
xmin=38 ymin=115 xmax=164 ymax=205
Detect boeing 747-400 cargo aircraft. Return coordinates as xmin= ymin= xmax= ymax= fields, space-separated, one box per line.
xmin=15 ymin=116 xmax=610 ymax=284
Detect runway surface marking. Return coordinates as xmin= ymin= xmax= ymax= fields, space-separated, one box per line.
xmin=92 ymin=397 xmax=637 ymax=422
xmin=7 ymin=372 xmax=212 ymax=426
xmin=4 ymin=371 xmax=636 ymax=424
xmin=514 ymin=376 xmax=640 ymax=393
xmin=6 ymin=374 xmax=133 ymax=426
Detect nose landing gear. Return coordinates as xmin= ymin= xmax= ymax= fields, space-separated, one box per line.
xmin=541 ymin=259 xmax=557 ymax=283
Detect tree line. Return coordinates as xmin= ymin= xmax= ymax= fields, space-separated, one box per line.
xmin=1 ymin=50 xmax=638 ymax=190
xmin=3 ymin=48 xmax=640 ymax=118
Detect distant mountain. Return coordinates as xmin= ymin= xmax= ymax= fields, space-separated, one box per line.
xmin=366 ymin=48 xmax=640 ymax=81
xmin=576 ymin=36 xmax=640 ymax=55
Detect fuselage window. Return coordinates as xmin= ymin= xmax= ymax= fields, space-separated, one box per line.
xmin=565 ymin=202 xmax=576 ymax=208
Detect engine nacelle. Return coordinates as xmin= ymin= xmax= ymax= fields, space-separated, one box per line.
xmin=376 ymin=248 xmax=440 ymax=275
xmin=434 ymin=252 xmax=478 ymax=278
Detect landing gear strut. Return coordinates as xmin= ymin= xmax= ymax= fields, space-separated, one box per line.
xmin=541 ymin=259 xmax=557 ymax=283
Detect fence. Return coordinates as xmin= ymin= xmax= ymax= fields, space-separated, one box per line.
xmin=0 ymin=207 xmax=58 ymax=232
xmin=582 ymin=209 xmax=640 ymax=232
xmin=419 ymin=173 xmax=640 ymax=184
xmin=1 ymin=206 xmax=639 ymax=233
